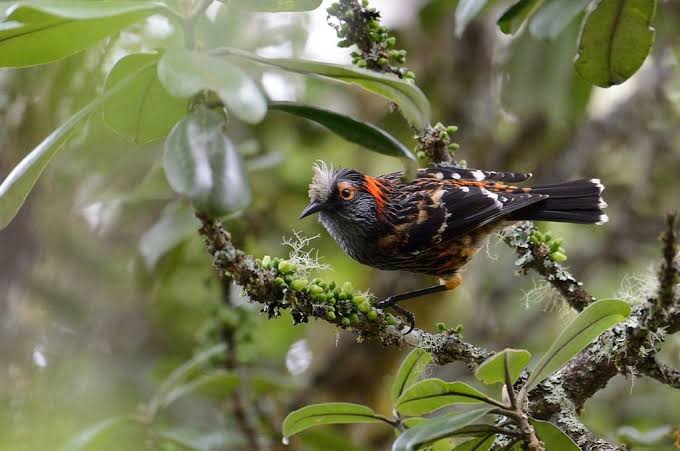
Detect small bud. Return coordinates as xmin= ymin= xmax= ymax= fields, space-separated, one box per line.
xmin=309 ymin=284 xmax=324 ymax=296
xmin=284 ymin=275 xmax=293 ymax=283
xmin=341 ymin=317 xmax=351 ymax=326
xmin=436 ymin=322 xmax=447 ymax=332
xmin=345 ymin=9 xmax=354 ymax=18
xmin=416 ymin=151 xmax=426 ymax=159
xmin=274 ymin=277 xmax=286 ymax=287
xmin=277 ymin=260 xmax=295 ymax=274
xmin=446 ymin=125 xmax=458 ymax=135
xmin=358 ymin=302 xmax=371 ymax=313
xmin=448 ymin=143 xmax=460 ymax=150
xmin=261 ymin=255 xmax=272 ymax=269
xmin=386 ymin=314 xmax=397 ymax=325
xmin=290 ymin=278 xmax=308 ymax=291
xmin=342 ymin=282 xmax=353 ymax=292
xmin=356 ymin=59 xmax=367 ymax=67
xmin=338 ymin=292 xmax=348 ymax=301
xmin=326 ymin=310 xmax=337 ymax=321
xmin=405 ymin=71 xmax=416 ymax=80
xmin=328 ymin=281 xmax=336 ymax=290
xmin=378 ymin=57 xmax=388 ymax=65
xmin=551 ymin=252 xmax=568 ymax=262
xmin=362 ymin=0 xmax=369 ymax=6
xmin=338 ymin=39 xmax=352 ymax=48
xmin=350 ymin=313 xmax=360 ymax=324
xmin=367 ymin=309 xmax=378 ymax=320
xmin=352 ymin=295 xmax=366 ymax=306
xmin=386 ymin=36 xmax=396 ymax=47
xmin=272 ymin=257 xmax=281 ymax=267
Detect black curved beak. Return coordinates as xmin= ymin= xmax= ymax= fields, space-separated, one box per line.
xmin=299 ymin=201 xmax=322 ymax=219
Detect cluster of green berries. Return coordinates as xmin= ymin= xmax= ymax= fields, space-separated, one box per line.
xmin=530 ymin=229 xmax=567 ymax=262
xmin=415 ymin=122 xmax=460 ymax=161
xmin=327 ymin=0 xmax=415 ymax=80
xmin=258 ymin=256 xmax=398 ymax=328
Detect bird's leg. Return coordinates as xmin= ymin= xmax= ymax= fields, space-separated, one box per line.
xmin=375 ymin=274 xmax=462 ymax=335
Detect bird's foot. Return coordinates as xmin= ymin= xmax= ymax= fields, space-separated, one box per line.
xmin=375 ymin=297 xmax=416 ymax=335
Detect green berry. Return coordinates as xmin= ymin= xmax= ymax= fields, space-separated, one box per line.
xmin=309 ymin=284 xmax=324 ymax=295
xmin=342 ymin=282 xmax=353 ymax=292
xmin=277 ymin=260 xmax=295 ymax=274
xmin=448 ymin=143 xmax=460 ymax=150
xmin=341 ymin=317 xmax=351 ymax=326
xmin=274 ymin=277 xmax=286 ymax=287
xmin=405 ymin=71 xmax=416 ymax=80
xmin=367 ymin=309 xmax=378 ymax=321
xmin=350 ymin=313 xmax=360 ymax=324
xmin=386 ymin=36 xmax=396 ymax=47
xmin=378 ymin=57 xmax=388 ymax=65
xmin=327 ymin=297 xmax=336 ymax=306
xmin=446 ymin=125 xmax=458 ymax=135
xmin=338 ymin=292 xmax=348 ymax=301
xmin=417 ymin=151 xmax=426 ymax=159
xmin=352 ymin=295 xmax=366 ymax=307
xmin=358 ymin=302 xmax=371 ymax=314
xmin=272 ymin=257 xmax=280 ymax=267
xmin=551 ymin=252 xmax=568 ymax=262
xmin=338 ymin=39 xmax=352 ymax=48
xmin=284 ymin=275 xmax=293 ymax=283
xmin=386 ymin=314 xmax=397 ymax=325
xmin=436 ymin=322 xmax=447 ymax=332
xmin=290 ymin=278 xmax=308 ymax=291
xmin=261 ymin=255 xmax=272 ymax=269
xmin=326 ymin=311 xmax=337 ymax=321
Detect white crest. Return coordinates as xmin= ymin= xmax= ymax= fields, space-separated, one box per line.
xmin=309 ymin=161 xmax=336 ymax=202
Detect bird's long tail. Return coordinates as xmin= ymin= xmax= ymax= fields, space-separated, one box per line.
xmin=510 ymin=179 xmax=608 ymax=224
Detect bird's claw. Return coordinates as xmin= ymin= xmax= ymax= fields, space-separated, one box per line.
xmin=375 ymin=297 xmax=416 ymax=335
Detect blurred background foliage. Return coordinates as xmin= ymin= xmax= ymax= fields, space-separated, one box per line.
xmin=1 ymin=0 xmax=680 ymax=450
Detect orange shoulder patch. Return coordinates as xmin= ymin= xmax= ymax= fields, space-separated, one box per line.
xmin=363 ymin=175 xmax=387 ymax=214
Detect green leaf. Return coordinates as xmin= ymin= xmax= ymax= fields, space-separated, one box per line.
xmin=0 ymin=59 xmax=155 ymax=231
xmin=59 ymin=417 xmax=130 ymax=451
xmin=475 ymin=349 xmax=531 ymax=385
xmin=226 ymin=0 xmax=322 ymax=12
xmin=498 ymin=0 xmax=545 ymax=35
xmin=455 ymin=0 xmax=491 ymax=37
xmin=158 ymin=48 xmax=267 ymax=124
xmin=104 ymin=53 xmax=187 ymax=144
xmin=531 ymin=419 xmax=580 ymax=451
xmin=213 ymin=47 xmax=430 ymax=130
xmin=396 ymin=379 xmax=492 ymax=416
xmin=0 ymin=1 xmax=164 ymax=67
xmin=139 ymin=204 xmax=199 ymax=270
xmin=157 ymin=429 xmax=244 ymax=451
xmin=529 ymin=0 xmax=592 ymax=39
xmin=392 ymin=408 xmax=492 ymax=451
xmin=574 ymin=0 xmax=657 ymax=87
xmin=149 ymin=343 xmax=227 ymax=414
xmin=391 ymin=348 xmax=433 ymax=403
xmin=163 ymin=107 xmax=252 ymax=216
xmin=269 ymin=102 xmax=417 ymax=165
xmin=161 ymin=370 xmax=240 ymax=409
xmin=282 ymin=403 xmax=385 ymax=439
xmin=525 ymin=299 xmax=631 ymax=390
xmin=453 ymin=435 xmax=495 ymax=451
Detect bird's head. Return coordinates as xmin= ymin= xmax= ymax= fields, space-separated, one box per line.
xmin=299 ymin=162 xmax=386 ymax=229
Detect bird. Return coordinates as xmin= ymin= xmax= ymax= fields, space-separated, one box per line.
xmin=299 ymin=162 xmax=607 ymax=333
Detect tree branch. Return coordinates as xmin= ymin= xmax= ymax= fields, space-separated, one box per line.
xmin=502 ymin=222 xmax=595 ymax=312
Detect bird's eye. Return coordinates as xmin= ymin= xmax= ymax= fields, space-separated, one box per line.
xmin=341 ymin=188 xmax=352 ymax=199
